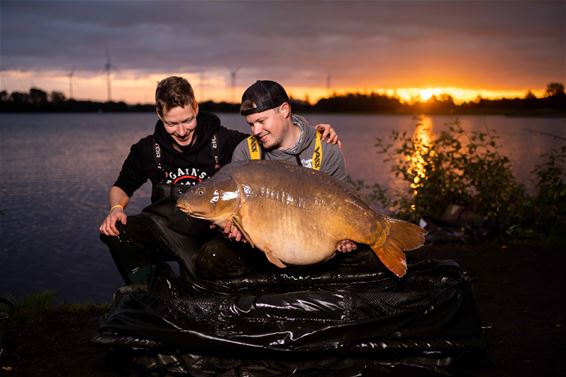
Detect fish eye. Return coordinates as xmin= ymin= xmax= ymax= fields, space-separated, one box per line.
xmin=196 ymin=188 xmax=205 ymax=196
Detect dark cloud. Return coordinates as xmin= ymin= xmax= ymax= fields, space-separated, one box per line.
xmin=1 ymin=0 xmax=564 ymax=88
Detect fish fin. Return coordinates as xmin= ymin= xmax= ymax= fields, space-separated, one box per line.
xmin=387 ymin=218 xmax=426 ymax=251
xmin=265 ymin=251 xmax=287 ymax=268
xmin=370 ymin=219 xmax=426 ymax=278
xmin=372 ymin=241 xmax=408 ymax=278
xmin=231 ymin=216 xmax=255 ymax=248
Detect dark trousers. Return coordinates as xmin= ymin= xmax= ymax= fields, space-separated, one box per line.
xmin=100 ymin=214 xmax=203 ymax=284
xmin=100 ymin=212 xmax=269 ymax=284
xmin=194 ymin=238 xmax=276 ymax=280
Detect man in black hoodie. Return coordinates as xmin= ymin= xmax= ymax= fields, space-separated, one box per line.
xmin=99 ymin=76 xmax=338 ymax=284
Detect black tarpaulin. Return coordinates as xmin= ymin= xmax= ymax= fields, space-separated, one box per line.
xmin=93 ymin=257 xmax=486 ymax=375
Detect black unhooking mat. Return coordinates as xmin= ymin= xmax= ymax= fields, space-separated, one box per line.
xmin=92 ymin=256 xmax=486 ymax=376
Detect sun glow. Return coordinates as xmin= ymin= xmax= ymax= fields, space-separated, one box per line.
xmin=418 ymin=88 xmax=441 ymax=101
xmin=391 ymin=87 xmax=545 ymax=104
xmin=289 ymin=86 xmax=544 ymax=105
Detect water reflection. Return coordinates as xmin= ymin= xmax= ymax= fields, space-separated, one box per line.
xmin=408 ymin=116 xmax=434 ymax=203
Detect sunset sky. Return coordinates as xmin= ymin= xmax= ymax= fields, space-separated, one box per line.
xmin=1 ymin=0 xmax=564 ymax=104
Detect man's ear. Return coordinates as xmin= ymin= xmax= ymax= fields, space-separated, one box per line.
xmin=194 ymin=102 xmax=199 ymax=116
xmin=279 ymin=102 xmax=291 ymax=118
xmin=156 ymin=107 xmax=162 ymax=121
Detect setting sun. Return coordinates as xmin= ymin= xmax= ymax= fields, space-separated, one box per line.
xmin=419 ymin=89 xmax=441 ymax=102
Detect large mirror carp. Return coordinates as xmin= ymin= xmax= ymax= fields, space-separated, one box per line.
xmin=177 ymin=161 xmax=425 ymax=277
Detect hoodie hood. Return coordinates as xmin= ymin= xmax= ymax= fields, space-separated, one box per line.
xmin=282 ymin=114 xmax=315 ymax=156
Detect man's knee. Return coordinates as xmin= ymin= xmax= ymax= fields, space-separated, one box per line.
xmin=99 ymin=214 xmax=161 ymax=284
xmin=195 ymin=238 xmax=251 ymax=280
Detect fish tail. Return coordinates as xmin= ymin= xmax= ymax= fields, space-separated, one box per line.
xmin=370 ymin=218 xmax=426 ymax=278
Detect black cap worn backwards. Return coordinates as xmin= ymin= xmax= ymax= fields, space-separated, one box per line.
xmin=240 ymin=80 xmax=290 ymax=116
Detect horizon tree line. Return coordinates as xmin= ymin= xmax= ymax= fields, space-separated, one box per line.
xmin=1 ymin=82 xmax=564 ymax=114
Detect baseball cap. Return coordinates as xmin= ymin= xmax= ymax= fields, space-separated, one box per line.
xmin=240 ymin=80 xmax=290 ymax=116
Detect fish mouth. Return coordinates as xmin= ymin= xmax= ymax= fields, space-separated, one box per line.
xmin=177 ymin=205 xmax=190 ymax=214
xmin=176 ymin=202 xmax=208 ymax=219
xmin=176 ymin=200 xmax=193 ymax=214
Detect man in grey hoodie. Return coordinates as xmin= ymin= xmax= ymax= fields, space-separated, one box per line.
xmin=232 ymin=80 xmax=346 ymax=180
xmin=229 ymin=80 xmax=355 ymax=253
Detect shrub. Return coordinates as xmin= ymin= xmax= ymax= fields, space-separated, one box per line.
xmin=349 ymin=116 xmax=565 ymax=238
xmin=530 ymin=145 xmax=566 ymax=232
xmin=365 ymin=117 xmax=528 ymax=230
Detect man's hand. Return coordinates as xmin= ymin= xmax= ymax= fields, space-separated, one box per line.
xmin=336 ymin=239 xmax=357 ymax=253
xmin=315 ymin=123 xmax=342 ymax=148
xmin=219 ymin=220 xmax=247 ymax=243
xmin=99 ymin=207 xmax=127 ymax=237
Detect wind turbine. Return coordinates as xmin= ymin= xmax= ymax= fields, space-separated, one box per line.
xmin=104 ymin=49 xmax=117 ymax=102
xmin=68 ymin=66 xmax=75 ymax=99
xmin=229 ymin=68 xmax=240 ymax=104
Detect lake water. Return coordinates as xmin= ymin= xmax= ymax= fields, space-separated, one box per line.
xmin=1 ymin=112 xmax=564 ymax=303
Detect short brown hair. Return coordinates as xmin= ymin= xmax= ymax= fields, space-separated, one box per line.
xmin=155 ymin=76 xmax=197 ymax=116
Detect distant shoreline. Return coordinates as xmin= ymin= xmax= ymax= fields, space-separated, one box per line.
xmin=2 ymin=110 xmax=565 ymax=117
xmin=2 ymin=87 xmax=565 ymax=117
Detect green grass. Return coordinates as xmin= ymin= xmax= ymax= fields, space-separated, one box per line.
xmin=5 ymin=291 xmax=110 ymax=329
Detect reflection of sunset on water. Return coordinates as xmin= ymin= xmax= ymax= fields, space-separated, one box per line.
xmin=406 ymin=116 xmax=433 ymax=211
xmin=409 ymin=116 xmax=434 ymax=199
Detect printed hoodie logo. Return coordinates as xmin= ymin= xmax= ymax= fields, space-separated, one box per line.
xmin=301 ymin=158 xmax=313 ymax=168
xmin=165 ymin=167 xmax=209 ymax=186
